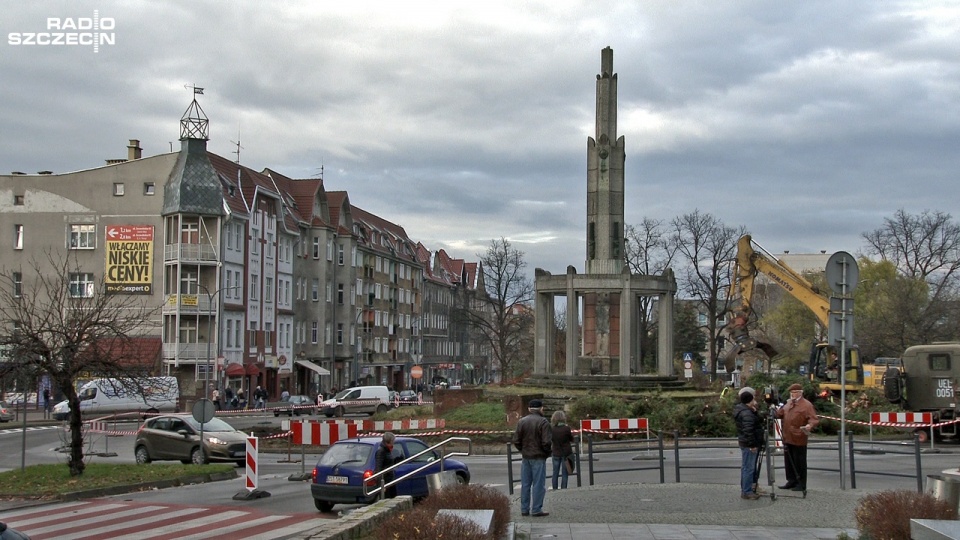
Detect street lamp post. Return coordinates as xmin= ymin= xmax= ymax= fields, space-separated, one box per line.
xmin=354 ymin=307 xmax=364 ymax=387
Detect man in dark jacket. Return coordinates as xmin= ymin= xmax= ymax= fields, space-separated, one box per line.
xmin=512 ymin=399 xmax=552 ymax=517
xmin=734 ymin=391 xmax=765 ymax=499
xmin=374 ymin=432 xmax=398 ymax=499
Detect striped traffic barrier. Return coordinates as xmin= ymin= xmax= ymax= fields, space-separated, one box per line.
xmin=286 ymin=420 xmax=358 ymax=445
xmin=246 ymin=434 xmax=258 ymax=491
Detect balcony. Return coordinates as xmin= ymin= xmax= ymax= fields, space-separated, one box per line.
xmin=161 ymin=294 xmax=216 ymax=315
xmin=162 ymin=342 xmax=217 ymax=361
xmin=164 ymin=243 xmax=218 ymax=263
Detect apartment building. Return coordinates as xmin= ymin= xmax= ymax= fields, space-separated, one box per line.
xmin=0 ymin=95 xmax=488 ymax=402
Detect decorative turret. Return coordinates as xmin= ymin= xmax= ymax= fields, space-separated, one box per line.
xmin=162 ymin=87 xmax=224 ymax=217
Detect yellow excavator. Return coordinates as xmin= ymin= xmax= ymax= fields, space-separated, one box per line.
xmin=724 ymin=235 xmax=883 ymax=393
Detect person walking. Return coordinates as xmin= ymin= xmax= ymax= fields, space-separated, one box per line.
xmin=775 ymin=383 xmax=819 ymax=491
xmin=550 ymin=410 xmax=574 ymax=490
xmin=254 ymin=386 xmax=266 ymax=409
xmin=734 ymin=390 xmax=764 ymax=499
xmin=512 ymin=399 xmax=552 ymax=517
xmin=374 ymin=432 xmax=398 ymax=499
xmin=42 ymin=388 xmax=51 ymax=418
xmin=212 ymin=387 xmax=221 ymax=410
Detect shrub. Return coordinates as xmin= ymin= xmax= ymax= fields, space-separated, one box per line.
xmin=376 ymin=506 xmax=488 ymax=540
xmin=414 ymin=483 xmax=511 ymax=539
xmin=855 ymin=489 xmax=957 ymax=540
xmin=570 ymin=394 xmax=630 ymax=423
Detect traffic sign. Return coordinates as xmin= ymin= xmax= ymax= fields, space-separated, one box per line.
xmin=192 ymin=398 xmax=215 ymax=424
xmin=411 ymin=365 xmax=423 ymax=379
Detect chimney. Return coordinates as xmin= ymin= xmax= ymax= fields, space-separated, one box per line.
xmin=127 ymin=139 xmax=142 ymax=161
xmin=783 ymin=250 xmax=789 ymax=254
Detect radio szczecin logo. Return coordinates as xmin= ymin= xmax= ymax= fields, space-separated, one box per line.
xmin=8 ymin=10 xmax=115 ymax=53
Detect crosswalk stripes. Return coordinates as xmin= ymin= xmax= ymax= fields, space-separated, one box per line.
xmin=2 ymin=498 xmax=332 ymax=540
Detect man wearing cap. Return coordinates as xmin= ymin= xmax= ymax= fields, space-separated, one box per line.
xmin=512 ymin=398 xmax=552 ymax=517
xmin=775 ymin=383 xmax=819 ymax=491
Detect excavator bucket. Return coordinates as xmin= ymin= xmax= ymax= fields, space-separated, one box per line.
xmin=723 ymin=338 xmax=779 ymax=372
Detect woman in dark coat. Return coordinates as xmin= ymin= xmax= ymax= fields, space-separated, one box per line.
xmin=551 ymin=410 xmax=574 ymax=489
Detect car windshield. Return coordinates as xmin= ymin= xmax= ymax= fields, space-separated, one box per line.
xmin=318 ymin=442 xmax=372 ymax=466
xmin=183 ymin=417 xmax=236 ymax=433
xmin=400 ymin=391 xmax=415 ymax=397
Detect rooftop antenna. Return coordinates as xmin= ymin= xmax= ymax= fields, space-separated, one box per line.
xmin=230 ymin=121 xmax=243 ymax=164
xmin=313 ymin=160 xmax=323 ymax=180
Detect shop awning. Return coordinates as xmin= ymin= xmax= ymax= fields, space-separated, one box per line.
xmin=224 ymin=363 xmax=245 ymax=376
xmin=246 ymin=363 xmax=260 ymax=376
xmin=296 ymin=359 xmax=330 ymax=376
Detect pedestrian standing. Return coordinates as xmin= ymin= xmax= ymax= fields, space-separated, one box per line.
xmin=775 ymin=383 xmax=819 ymax=491
xmin=225 ymin=386 xmax=235 ymax=410
xmin=42 ymin=388 xmax=51 ymax=418
xmin=374 ymin=432 xmax=398 ymax=499
xmin=212 ymin=388 xmax=221 ymax=410
xmin=512 ymin=399 xmax=552 ymax=517
xmin=734 ymin=390 xmax=764 ymax=499
xmin=550 ymin=410 xmax=574 ymax=490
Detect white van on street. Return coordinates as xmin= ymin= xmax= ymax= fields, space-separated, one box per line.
xmin=319 ymin=385 xmax=390 ymax=417
xmin=52 ymin=376 xmax=180 ymax=420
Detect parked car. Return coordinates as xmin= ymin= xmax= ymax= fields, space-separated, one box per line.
xmin=134 ymin=414 xmax=247 ymax=466
xmin=310 ymin=436 xmax=470 ymax=512
xmin=319 ymin=385 xmax=391 ymax=417
xmin=0 ymin=522 xmax=30 ymax=540
xmin=274 ymin=395 xmax=316 ymax=416
xmin=0 ymin=402 xmax=13 ymax=423
xmin=397 ymin=390 xmax=419 ymax=406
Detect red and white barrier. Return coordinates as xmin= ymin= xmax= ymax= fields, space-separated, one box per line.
xmin=870 ymin=412 xmax=933 ymax=426
xmin=287 ymin=420 xmax=358 ymax=445
xmin=246 ymin=435 xmax=258 ymax=491
xmin=773 ymin=419 xmax=783 ymax=450
xmin=325 ymin=418 xmax=445 ymax=432
xmin=580 ymin=418 xmax=649 ymax=432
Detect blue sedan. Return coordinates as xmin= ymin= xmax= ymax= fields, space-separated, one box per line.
xmin=310 ymin=436 xmax=470 ymax=512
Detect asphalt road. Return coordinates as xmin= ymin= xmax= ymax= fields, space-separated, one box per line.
xmin=2 ymin=413 xmax=956 ymax=518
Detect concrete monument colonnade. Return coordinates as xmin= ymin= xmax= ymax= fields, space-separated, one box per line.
xmin=534 ymin=266 xmax=676 ymax=377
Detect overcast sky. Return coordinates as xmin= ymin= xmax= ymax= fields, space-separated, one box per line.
xmin=2 ymin=1 xmax=958 ymax=276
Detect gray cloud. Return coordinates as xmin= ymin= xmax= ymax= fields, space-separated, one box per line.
xmin=2 ymin=1 xmax=957 ymax=278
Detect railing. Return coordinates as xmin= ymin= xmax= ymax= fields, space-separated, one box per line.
xmin=163 ymin=243 xmax=218 ymax=262
xmin=362 ymin=436 xmax=472 ymax=497
xmin=506 ymin=443 xmax=584 ymax=494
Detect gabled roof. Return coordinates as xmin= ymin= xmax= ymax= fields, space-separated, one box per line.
xmin=351 ymin=204 xmax=419 ymax=262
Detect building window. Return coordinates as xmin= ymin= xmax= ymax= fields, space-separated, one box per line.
xmin=337 ymin=283 xmax=344 ymax=305
xmin=69 ymin=272 xmax=95 ymax=298
xmin=251 ymin=228 xmax=260 ymax=255
xmin=235 ymin=320 xmax=242 ymax=349
xmin=325 ymin=323 xmax=331 ymax=345
xmin=180 ymin=271 xmax=198 ymax=294
xmin=226 ymin=320 xmax=233 ymax=348
xmin=13 ymin=272 xmax=22 ymax=298
xmin=337 ymin=323 xmax=344 ymax=345
xmin=265 ymin=277 xmax=273 ymax=302
xmin=265 ymin=322 xmax=273 ymax=349
xmin=143 ymin=182 xmax=155 ymax=195
xmin=312 ymin=279 xmax=319 ymax=301
xmin=181 ymin=222 xmax=199 ymax=244
xmin=338 ymin=243 xmax=344 ymax=265
xmin=113 ymin=183 xmax=125 ymax=196
xmin=68 ymin=224 xmax=96 ymax=249
xmin=13 ymin=195 xmax=24 ymax=206
xmin=14 ymin=224 xmax=24 ymax=250
xmin=311 ymin=321 xmax=318 ymax=344
xmin=326 ymin=239 xmax=333 ymax=261
xmin=266 ymin=233 xmax=274 ymax=259
xmin=250 ymin=274 xmax=259 ymax=301
xmin=312 ymin=237 xmax=321 ymax=259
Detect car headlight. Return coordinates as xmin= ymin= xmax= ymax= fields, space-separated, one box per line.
xmin=53 ymin=401 xmax=68 ymax=413
xmin=207 ymin=437 xmax=229 ymax=445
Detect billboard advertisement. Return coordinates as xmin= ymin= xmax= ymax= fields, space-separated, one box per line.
xmin=105 ymin=225 xmax=154 ymax=294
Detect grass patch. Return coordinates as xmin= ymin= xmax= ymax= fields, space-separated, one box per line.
xmin=0 ymin=462 xmax=235 ymax=499
xmin=443 ymin=402 xmax=507 ymax=430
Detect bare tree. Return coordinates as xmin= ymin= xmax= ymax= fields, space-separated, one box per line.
xmin=0 ymin=253 xmax=160 ymax=476
xmin=458 ymin=238 xmax=534 ymax=379
xmin=862 ymin=209 xmax=960 ymax=343
xmin=671 ymin=210 xmax=746 ymax=376
xmin=624 ymin=218 xmax=676 ymax=373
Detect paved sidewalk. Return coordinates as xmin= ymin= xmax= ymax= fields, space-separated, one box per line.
xmin=510 ymin=482 xmax=864 ymax=539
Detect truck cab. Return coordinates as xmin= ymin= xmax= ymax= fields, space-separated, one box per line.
xmin=885 ymin=343 xmax=960 ymax=441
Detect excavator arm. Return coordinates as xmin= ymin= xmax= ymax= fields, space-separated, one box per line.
xmin=723 ymin=235 xmax=828 ymax=371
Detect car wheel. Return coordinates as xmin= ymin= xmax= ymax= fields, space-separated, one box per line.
xmin=290 ymin=410 xmax=296 ymax=417
xmin=334 ymin=406 xmax=344 ymax=418
xmin=314 ymin=499 xmax=334 ymax=512
xmin=135 ymin=445 xmax=151 ymax=464
xmin=274 ymin=411 xmax=280 ymax=417
xmin=456 ymin=472 xmax=469 ymax=485
xmin=376 ymin=404 xmax=388 ymax=415
xmin=235 ymin=460 xmax=245 ymax=467
xmin=191 ymin=446 xmax=207 ymax=465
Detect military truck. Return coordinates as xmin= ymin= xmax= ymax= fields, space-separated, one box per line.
xmin=884 ymin=342 xmax=960 ymax=443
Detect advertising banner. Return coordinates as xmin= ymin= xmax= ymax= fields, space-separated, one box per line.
xmin=105 ymin=225 xmax=154 ymax=294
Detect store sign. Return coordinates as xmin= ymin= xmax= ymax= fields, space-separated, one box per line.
xmin=105 ymin=225 xmax=154 ymax=294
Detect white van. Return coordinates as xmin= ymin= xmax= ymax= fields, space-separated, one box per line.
xmin=319 ymin=385 xmax=390 ymax=417
xmin=52 ymin=376 xmax=180 ymax=420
